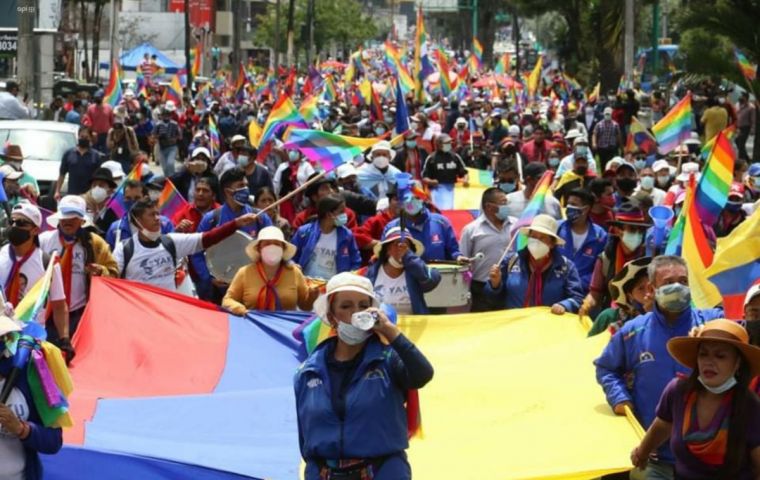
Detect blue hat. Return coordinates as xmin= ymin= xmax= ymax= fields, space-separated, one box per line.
xmin=748 ymin=163 xmax=760 ymax=177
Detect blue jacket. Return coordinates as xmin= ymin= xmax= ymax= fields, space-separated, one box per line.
xmin=291 ymin=222 xmax=361 ymax=275
xmin=484 ymin=249 xmax=584 ymax=312
xmin=365 ymin=253 xmax=442 ymax=315
xmin=0 ymin=357 xmax=63 ymax=480
xmin=556 ymin=220 xmax=608 ymax=293
xmin=594 ymin=304 xmax=723 ymax=463
xmin=383 ymin=209 xmax=461 ymax=263
xmin=106 ymin=215 xmax=175 ymax=249
xmin=190 ymin=203 xmax=272 ymax=299
xmin=294 ymin=335 xmax=432 ymax=479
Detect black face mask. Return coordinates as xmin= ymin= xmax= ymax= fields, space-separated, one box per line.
xmin=78 ymin=138 xmax=90 ymax=148
xmin=617 ymin=177 xmax=637 ymax=192
xmin=574 ymin=166 xmax=588 ymax=176
xmin=8 ymin=226 xmax=31 ymax=246
xmin=747 ymin=321 xmax=760 ymax=346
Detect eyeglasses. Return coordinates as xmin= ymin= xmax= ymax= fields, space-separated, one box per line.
xmin=9 ymin=219 xmax=34 ymax=228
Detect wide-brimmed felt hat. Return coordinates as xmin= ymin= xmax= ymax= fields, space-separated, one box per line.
xmin=90 ymin=167 xmax=117 ymax=189
xmin=304 ymin=172 xmax=334 ymax=198
xmin=244 ymin=226 xmax=297 ymax=263
xmin=373 ymin=226 xmax=425 ymax=259
xmin=608 ymin=257 xmax=652 ymax=309
xmin=667 ymin=319 xmax=760 ymax=377
xmin=313 ymin=272 xmax=379 ymax=323
xmin=519 ymin=214 xmax=565 ymax=246
xmin=609 ymin=202 xmax=653 ymax=228
xmin=1 ymin=144 xmax=24 ymax=161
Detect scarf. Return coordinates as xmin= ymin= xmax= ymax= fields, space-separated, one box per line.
xmin=4 ymin=247 xmax=35 ymax=305
xmin=58 ymin=232 xmax=75 ymax=307
xmin=524 ymin=255 xmax=551 ymax=307
xmin=682 ymin=388 xmax=733 ymax=466
xmin=256 ymin=262 xmax=284 ymax=310
xmin=614 ymin=241 xmax=637 ymax=276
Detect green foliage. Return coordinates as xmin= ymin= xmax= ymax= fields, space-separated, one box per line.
xmin=253 ymin=0 xmax=377 ymax=59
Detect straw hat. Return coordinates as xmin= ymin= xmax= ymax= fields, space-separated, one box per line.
xmin=667 ymin=319 xmax=760 ymax=377
xmin=372 ymin=226 xmax=425 ymax=259
xmin=313 ymin=272 xmax=379 ymax=322
xmin=608 ymin=257 xmax=652 ymax=309
xmin=0 ymin=314 xmax=21 ymax=336
xmin=244 ymin=226 xmax=297 ymax=263
xmin=519 ymin=214 xmax=565 ymax=246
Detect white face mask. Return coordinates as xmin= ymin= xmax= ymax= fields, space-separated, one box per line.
xmin=621 ymin=231 xmax=643 ymax=251
xmin=441 ymin=144 xmax=452 ymax=153
xmin=388 ymin=256 xmax=404 ymax=269
xmin=149 ymin=191 xmax=161 ymax=202
xmin=527 ymin=238 xmax=550 ymax=260
xmin=134 ymin=218 xmax=161 ymax=241
xmin=336 ymin=321 xmax=372 ymax=345
xmin=91 ymin=186 xmax=109 ymax=203
xmin=698 ymin=374 xmax=737 ymax=394
xmin=373 ymin=155 xmax=390 ymax=169
xmin=260 ymin=244 xmax=284 ymax=266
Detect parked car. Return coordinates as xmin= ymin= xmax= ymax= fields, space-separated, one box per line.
xmin=0 ymin=120 xmax=79 ymax=194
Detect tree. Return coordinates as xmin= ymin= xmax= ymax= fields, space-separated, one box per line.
xmin=678 ymin=0 xmax=760 ymax=160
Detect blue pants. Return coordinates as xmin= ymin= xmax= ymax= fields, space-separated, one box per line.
xmin=304 ymin=453 xmax=411 ymax=480
xmin=158 ymin=145 xmax=178 ymax=177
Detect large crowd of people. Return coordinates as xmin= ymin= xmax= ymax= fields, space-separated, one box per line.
xmin=0 ymin=44 xmax=758 ymax=479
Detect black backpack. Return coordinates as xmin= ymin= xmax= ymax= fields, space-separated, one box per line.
xmin=120 ymin=235 xmax=177 ymax=279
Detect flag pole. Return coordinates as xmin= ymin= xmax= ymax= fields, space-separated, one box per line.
xmin=251 ymin=170 xmax=327 ymax=220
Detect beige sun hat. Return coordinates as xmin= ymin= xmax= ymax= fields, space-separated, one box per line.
xmin=372 ymin=226 xmax=425 ymax=259
xmin=244 ymin=226 xmax=297 ymax=263
xmin=313 ymin=272 xmax=379 ymax=322
xmin=519 ymin=214 xmax=566 ymax=246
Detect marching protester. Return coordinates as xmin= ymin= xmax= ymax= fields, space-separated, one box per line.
xmin=222 ymin=226 xmax=319 ymax=313
xmin=504 ymin=162 xmax=562 ymax=220
xmin=291 ymin=195 xmax=362 ymax=281
xmin=253 ymin=186 xmax=291 ymax=239
xmin=105 ymin=179 xmax=175 ymax=249
xmin=169 ymin=146 xmax=218 ymax=202
xmin=460 ymin=187 xmax=515 ymax=312
xmin=588 ymin=257 xmax=652 ymax=337
xmin=114 ymin=198 xmax=262 ymax=292
xmin=595 ymin=256 xmax=724 ymax=479
xmin=366 ymin=226 xmax=441 ymax=315
xmin=40 ymin=196 xmax=118 ymax=342
xmin=292 ymin=173 xmax=359 ymax=230
xmin=358 ymin=141 xmax=402 ymax=199
xmin=83 ymin=167 xmax=119 ymax=233
xmin=486 ymin=214 xmax=584 ymax=314
xmin=0 ymin=204 xmax=72 ymax=357
xmin=55 ymin=126 xmax=104 ymax=199
xmin=295 ymin=272 xmax=433 ymax=480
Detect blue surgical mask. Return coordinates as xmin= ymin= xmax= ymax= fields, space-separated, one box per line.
xmin=634 ymin=159 xmax=647 ymax=170
xmin=548 ymin=156 xmax=560 ymax=167
xmin=375 ymin=127 xmax=386 ymax=135
xmin=495 ymin=204 xmax=510 ymax=220
xmin=333 ymin=212 xmax=348 ymax=227
xmin=232 ymin=187 xmax=249 ymax=206
xmin=288 ymin=150 xmax=300 ymax=161
xmin=237 ymin=155 xmax=250 ymax=167
xmin=405 ymin=140 xmax=417 ymax=148
xmin=124 ymin=200 xmax=136 ymax=212
xmin=575 ymin=146 xmax=589 ymax=157
xmin=640 ymin=176 xmax=655 ymax=190
xmin=498 ymin=181 xmax=516 ymax=194
xmin=655 ymin=283 xmax=691 ymax=313
xmin=565 ymin=205 xmax=585 ymax=223
xmin=441 ymin=144 xmax=452 ymax=153
xmin=404 ymin=197 xmax=424 ymax=216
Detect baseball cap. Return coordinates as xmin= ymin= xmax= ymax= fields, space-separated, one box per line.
xmin=11 ymin=202 xmax=41 ymax=227
xmin=0 ymin=164 xmax=22 ymax=181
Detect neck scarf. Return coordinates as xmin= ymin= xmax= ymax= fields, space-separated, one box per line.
xmin=524 ymin=255 xmax=551 ymax=307
xmin=58 ymin=232 xmax=76 ymax=307
xmin=256 ymin=261 xmax=284 ymax=310
xmin=614 ymin=241 xmax=638 ymax=275
xmin=4 ymin=247 xmax=35 ymax=305
xmin=682 ymin=388 xmax=733 ymax=466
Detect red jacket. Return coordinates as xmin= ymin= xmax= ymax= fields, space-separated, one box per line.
xmin=353 ymin=210 xmax=395 ymax=250
xmin=448 ymin=127 xmax=471 ymax=150
xmin=171 ymin=202 xmax=220 ymax=232
xmin=292 ymin=205 xmax=358 ymax=230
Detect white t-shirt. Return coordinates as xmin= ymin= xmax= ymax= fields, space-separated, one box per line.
xmin=571 ymin=229 xmax=588 ymax=253
xmin=0 ymin=246 xmax=66 ymax=309
xmin=505 ymin=188 xmax=562 ymax=219
xmin=114 ymin=233 xmax=203 ymax=292
xmin=373 ymin=266 xmax=412 ymax=314
xmin=304 ymin=230 xmax=337 ymax=280
xmin=0 ymin=379 xmax=28 ymax=480
xmin=39 ymin=232 xmax=88 ymax=311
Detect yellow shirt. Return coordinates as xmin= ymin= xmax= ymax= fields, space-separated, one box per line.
xmin=222 ymin=261 xmax=310 ymax=314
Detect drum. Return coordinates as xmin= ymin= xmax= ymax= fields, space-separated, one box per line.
xmin=205 ymin=231 xmax=253 ymax=283
xmin=423 ymin=263 xmax=470 ymax=308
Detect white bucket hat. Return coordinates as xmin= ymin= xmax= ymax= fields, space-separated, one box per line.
xmin=313 ymin=272 xmax=379 ymax=322
xmin=677 ymin=162 xmax=701 ymax=182
xmin=244 ymin=226 xmax=297 ymax=263
xmin=519 ymin=214 xmax=566 ymax=246
xmin=48 ymin=195 xmax=92 ymax=228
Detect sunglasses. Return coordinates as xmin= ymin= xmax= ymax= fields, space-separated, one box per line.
xmin=9 ymin=219 xmax=34 ymax=228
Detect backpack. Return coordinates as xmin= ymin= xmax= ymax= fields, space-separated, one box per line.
xmin=120 ymin=235 xmax=177 ymax=279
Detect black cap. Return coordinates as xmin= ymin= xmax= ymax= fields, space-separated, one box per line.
xmin=304 ymin=172 xmax=333 ymax=198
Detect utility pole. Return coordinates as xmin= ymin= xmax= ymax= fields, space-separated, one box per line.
xmin=274 ymin=0 xmax=281 ymax=72
xmin=286 ymin=0 xmax=295 ymax=67
xmin=305 ymin=0 xmax=314 ymax=67
xmin=471 ymin=0 xmax=478 ymax=40
xmin=651 ymin=0 xmax=660 ymax=75
xmin=17 ymin=0 xmax=35 ymax=101
xmin=109 ymin=0 xmax=119 ymax=70
xmin=232 ymin=0 xmax=242 ymax=81
xmin=184 ymin=0 xmax=192 ymax=93
xmin=512 ymin=6 xmax=520 ymax=72
xmin=623 ymin=0 xmax=634 ymax=82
